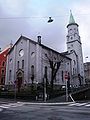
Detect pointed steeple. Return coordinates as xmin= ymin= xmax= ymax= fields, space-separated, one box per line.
xmin=67 ymin=10 xmax=78 ymax=28
xmin=69 ymin=10 xmax=75 ymax=24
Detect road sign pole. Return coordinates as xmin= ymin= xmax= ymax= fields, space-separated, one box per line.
xmin=65 ymin=71 xmax=68 ymax=102
xmin=66 ymin=79 xmax=68 ymax=102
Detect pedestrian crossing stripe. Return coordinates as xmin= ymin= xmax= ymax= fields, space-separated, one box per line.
xmin=68 ymin=102 xmax=90 ymax=107
xmin=0 ymin=102 xmax=25 ymax=109
xmin=85 ymin=104 xmax=90 ymax=107
xmin=0 ymin=102 xmax=90 ymax=110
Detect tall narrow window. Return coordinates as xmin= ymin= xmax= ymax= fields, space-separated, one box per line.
xmin=73 ymin=68 xmax=74 ymax=74
xmin=31 ymin=65 xmax=34 ymax=83
xmin=62 ymin=71 xmax=64 ymax=82
xmin=22 ymin=60 xmax=24 ymax=69
xmin=17 ymin=61 xmax=19 ymax=70
xmin=44 ymin=66 xmax=47 ymax=78
xmin=1 ymin=78 xmax=4 ymax=84
xmin=31 ymin=65 xmax=34 ymax=76
xmin=1 ymin=70 xmax=4 ymax=75
xmin=2 ymin=61 xmax=5 ymax=66
xmin=9 ymin=70 xmax=12 ymax=80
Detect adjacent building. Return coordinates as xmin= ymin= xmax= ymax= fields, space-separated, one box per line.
xmin=84 ymin=62 xmax=90 ymax=85
xmin=0 ymin=46 xmax=10 ymax=87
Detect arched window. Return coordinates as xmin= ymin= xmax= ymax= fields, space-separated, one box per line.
xmin=1 ymin=69 xmax=4 ymax=75
xmin=9 ymin=70 xmax=12 ymax=80
xmin=31 ymin=65 xmax=34 ymax=83
xmin=31 ymin=65 xmax=34 ymax=75
xmin=62 ymin=71 xmax=64 ymax=82
xmin=17 ymin=61 xmax=19 ymax=70
xmin=2 ymin=61 xmax=5 ymax=66
xmin=22 ymin=60 xmax=24 ymax=69
xmin=44 ymin=66 xmax=47 ymax=78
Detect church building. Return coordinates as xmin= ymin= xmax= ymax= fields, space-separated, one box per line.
xmin=5 ymin=11 xmax=85 ymax=91
xmin=5 ymin=35 xmax=71 ymax=91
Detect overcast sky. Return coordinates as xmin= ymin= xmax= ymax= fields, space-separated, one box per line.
xmin=0 ymin=0 xmax=90 ymax=62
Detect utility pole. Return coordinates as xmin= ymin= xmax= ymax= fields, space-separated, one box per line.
xmin=65 ymin=71 xmax=68 ymax=102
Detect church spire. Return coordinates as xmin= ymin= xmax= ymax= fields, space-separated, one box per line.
xmin=69 ymin=10 xmax=75 ymax=24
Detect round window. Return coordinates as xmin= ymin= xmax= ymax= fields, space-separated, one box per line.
xmin=19 ymin=49 xmax=24 ymax=57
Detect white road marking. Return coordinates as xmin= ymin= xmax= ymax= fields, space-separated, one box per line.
xmin=85 ymin=104 xmax=90 ymax=107
xmin=75 ymin=103 xmax=87 ymax=106
xmin=0 ymin=102 xmax=25 ymax=109
xmin=68 ymin=103 xmax=88 ymax=106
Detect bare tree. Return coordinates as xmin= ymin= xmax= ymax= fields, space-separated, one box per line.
xmin=45 ymin=53 xmax=63 ymax=92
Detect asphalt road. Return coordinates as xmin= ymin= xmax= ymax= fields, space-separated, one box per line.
xmin=0 ymin=101 xmax=90 ymax=120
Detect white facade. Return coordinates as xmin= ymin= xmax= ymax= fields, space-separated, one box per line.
xmin=5 ymin=36 xmax=71 ymax=87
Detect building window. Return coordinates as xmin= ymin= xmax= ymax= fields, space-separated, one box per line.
xmin=44 ymin=66 xmax=47 ymax=78
xmin=19 ymin=49 xmax=24 ymax=57
xmin=2 ymin=61 xmax=5 ymax=66
xmin=31 ymin=65 xmax=34 ymax=75
xmin=73 ymin=60 xmax=76 ymax=65
xmin=62 ymin=71 xmax=64 ymax=82
xmin=31 ymin=65 xmax=34 ymax=83
xmin=1 ymin=70 xmax=4 ymax=75
xmin=22 ymin=60 xmax=24 ymax=69
xmin=70 ymin=29 xmax=72 ymax=31
xmin=9 ymin=70 xmax=12 ymax=80
xmin=17 ymin=61 xmax=19 ymax=70
xmin=70 ymin=50 xmax=73 ymax=52
xmin=31 ymin=52 xmax=35 ymax=58
xmin=73 ymin=68 xmax=74 ymax=74
xmin=71 ymin=36 xmax=73 ymax=40
xmin=1 ymin=77 xmax=4 ymax=84
xmin=71 ymin=44 xmax=73 ymax=47
xmin=68 ymin=47 xmax=70 ymax=49
xmin=67 ymin=63 xmax=69 ymax=65
xmin=10 ymin=58 xmax=12 ymax=63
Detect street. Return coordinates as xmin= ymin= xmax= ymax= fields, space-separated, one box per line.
xmin=0 ymin=100 xmax=90 ymax=120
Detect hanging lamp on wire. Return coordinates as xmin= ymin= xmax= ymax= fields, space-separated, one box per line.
xmin=47 ymin=17 xmax=53 ymax=23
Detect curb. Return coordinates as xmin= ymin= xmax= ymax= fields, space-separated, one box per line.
xmin=17 ymin=101 xmax=75 ymax=106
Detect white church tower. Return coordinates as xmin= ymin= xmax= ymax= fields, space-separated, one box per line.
xmin=66 ymin=11 xmax=85 ymax=86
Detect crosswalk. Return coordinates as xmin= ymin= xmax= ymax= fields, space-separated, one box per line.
xmin=0 ymin=102 xmax=25 ymax=109
xmin=0 ymin=101 xmax=90 ymax=111
xmin=68 ymin=102 xmax=90 ymax=107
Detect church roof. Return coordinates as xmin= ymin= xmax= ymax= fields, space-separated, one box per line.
xmin=69 ymin=10 xmax=75 ymax=24
xmin=67 ymin=10 xmax=78 ymax=28
xmin=8 ymin=35 xmax=71 ymax=60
